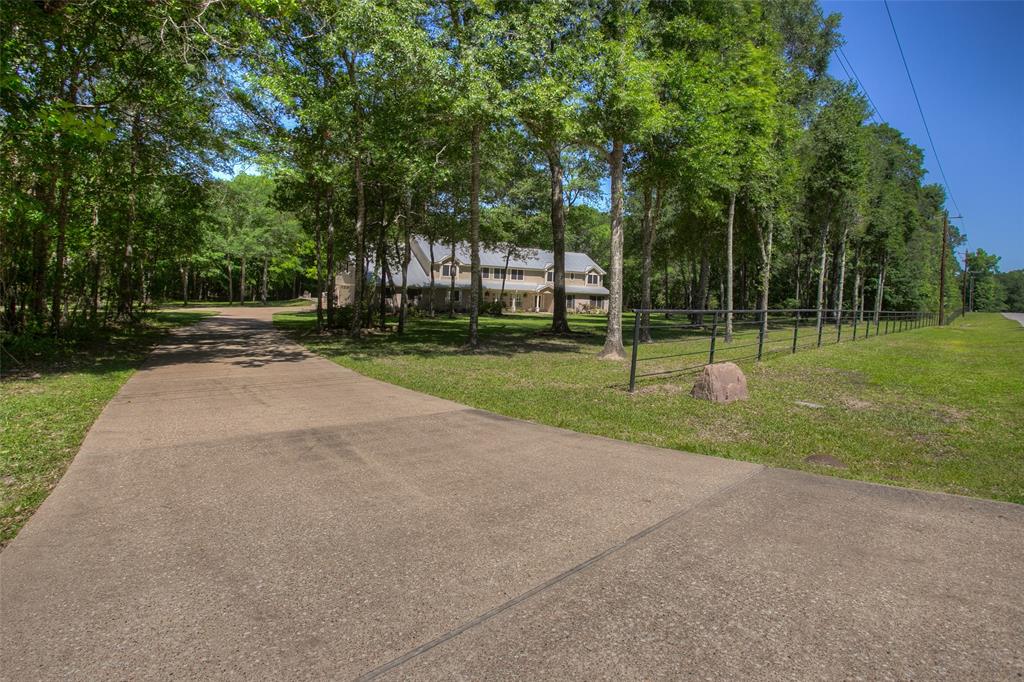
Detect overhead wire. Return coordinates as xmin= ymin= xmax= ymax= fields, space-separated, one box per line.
xmin=883 ymin=0 xmax=965 ymax=221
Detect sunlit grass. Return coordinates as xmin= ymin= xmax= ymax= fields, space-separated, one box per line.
xmin=276 ymin=311 xmax=1023 ymax=504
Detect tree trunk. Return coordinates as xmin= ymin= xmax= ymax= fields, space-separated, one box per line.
xmin=468 ymin=123 xmax=482 ymax=348
xmin=325 ymin=186 xmax=336 ymax=326
xmin=118 ymin=111 xmax=142 ymax=319
xmin=377 ymin=204 xmax=391 ymax=332
xmin=692 ymin=250 xmax=710 ymax=325
xmin=858 ymin=267 xmax=866 ymax=323
xmin=260 ymin=257 xmax=268 ymax=304
xmin=851 ymin=247 xmax=862 ymax=325
xmin=874 ymin=257 xmax=887 ymax=324
xmin=49 ymin=168 xmax=72 ymax=333
xmin=313 ymin=193 xmax=324 ymax=330
xmin=239 ymin=256 xmax=247 ymax=306
xmin=725 ymin=192 xmax=736 ymax=342
xmin=639 ymin=185 xmax=656 ymax=342
xmin=834 ymin=225 xmax=849 ymax=328
xmin=350 ymin=159 xmax=366 ymax=335
xmin=547 ymin=146 xmax=570 ymax=334
xmin=815 ymin=224 xmax=829 ymax=330
xmin=448 ymin=240 xmax=456 ymax=319
xmin=794 ymin=224 xmax=803 ymax=308
xmin=662 ymin=261 xmax=670 ymax=309
xmin=181 ymin=264 xmax=189 ymax=306
xmin=756 ymin=217 xmax=774 ymax=339
xmin=88 ymin=202 xmax=100 ymax=322
xmin=498 ymin=249 xmax=512 ymax=312
xmin=638 ymin=186 xmax=655 ymax=341
xmin=598 ymin=139 xmax=626 ymax=360
xmin=30 ymin=180 xmax=52 ymax=323
xmin=227 ymin=259 xmax=234 ymax=304
xmin=398 ymin=193 xmax=412 ymax=335
xmin=428 ymin=236 xmax=436 ymax=318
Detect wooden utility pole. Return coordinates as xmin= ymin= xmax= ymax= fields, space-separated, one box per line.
xmin=938 ymin=211 xmax=949 ymax=325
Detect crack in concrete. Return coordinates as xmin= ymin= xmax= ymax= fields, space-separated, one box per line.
xmin=356 ymin=465 xmax=767 ymax=681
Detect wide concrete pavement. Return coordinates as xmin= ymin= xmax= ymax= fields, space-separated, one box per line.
xmin=3 ymin=307 xmax=1022 ymax=680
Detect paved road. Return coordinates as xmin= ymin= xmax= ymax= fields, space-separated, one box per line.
xmin=1003 ymin=311 xmax=1024 ymax=327
xmin=3 ymin=307 xmax=1022 ymax=680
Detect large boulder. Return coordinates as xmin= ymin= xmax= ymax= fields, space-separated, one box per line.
xmin=691 ymin=362 xmax=748 ymax=403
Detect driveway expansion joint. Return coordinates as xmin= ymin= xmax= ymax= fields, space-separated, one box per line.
xmin=355 ymin=465 xmax=767 ymax=681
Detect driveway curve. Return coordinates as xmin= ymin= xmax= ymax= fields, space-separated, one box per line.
xmin=3 ymin=306 xmax=1022 ymax=680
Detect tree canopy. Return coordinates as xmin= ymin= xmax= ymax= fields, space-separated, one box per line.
xmin=2 ymin=0 xmax=997 ymax=349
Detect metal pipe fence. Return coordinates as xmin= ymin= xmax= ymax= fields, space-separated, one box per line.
xmin=628 ymin=308 xmax=938 ymax=393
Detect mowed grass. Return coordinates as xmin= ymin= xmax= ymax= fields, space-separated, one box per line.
xmin=0 ymin=311 xmax=214 ymax=547
xmin=275 ymin=310 xmax=1024 ymax=504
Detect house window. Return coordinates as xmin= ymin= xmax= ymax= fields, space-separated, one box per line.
xmin=546 ymin=271 xmax=554 ymax=282
xmin=587 ymin=273 xmax=599 ymax=285
xmin=493 ymin=268 xmax=505 ymax=280
xmin=449 ymin=289 xmax=461 ymax=303
xmin=591 ymin=295 xmax=601 ymax=307
xmin=510 ymin=269 xmax=524 ymax=280
xmin=481 ymin=267 xmax=489 ymax=279
xmin=566 ymin=295 xmax=576 ymax=309
xmin=442 ymin=264 xmax=455 ymax=277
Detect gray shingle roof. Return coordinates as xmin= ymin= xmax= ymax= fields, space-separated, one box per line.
xmin=386 ymin=254 xmax=431 ymax=288
xmin=415 ymin=237 xmax=605 ymax=275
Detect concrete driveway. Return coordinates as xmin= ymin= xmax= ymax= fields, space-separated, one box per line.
xmin=3 ymin=307 xmax=1022 ymax=680
xmin=1004 ymin=311 xmax=1024 ymax=326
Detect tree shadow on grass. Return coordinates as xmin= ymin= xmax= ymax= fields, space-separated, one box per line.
xmin=275 ymin=311 xmax=618 ymax=362
xmin=0 ymin=311 xmax=213 ymax=382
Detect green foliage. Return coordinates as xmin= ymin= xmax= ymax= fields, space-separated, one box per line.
xmin=995 ymin=270 xmax=1024 ymax=312
xmin=2 ymin=0 xmax=1007 ymax=340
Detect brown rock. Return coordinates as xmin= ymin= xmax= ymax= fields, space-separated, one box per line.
xmin=691 ymin=362 xmax=749 ymax=403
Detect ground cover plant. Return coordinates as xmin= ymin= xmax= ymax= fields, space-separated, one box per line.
xmin=0 ymin=311 xmax=213 ymax=547
xmin=276 ymin=311 xmax=1023 ymax=504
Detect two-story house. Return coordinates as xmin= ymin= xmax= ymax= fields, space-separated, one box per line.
xmin=335 ymin=238 xmax=609 ymax=314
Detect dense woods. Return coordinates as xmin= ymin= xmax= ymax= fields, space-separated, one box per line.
xmin=2 ymin=0 xmax=1016 ymax=354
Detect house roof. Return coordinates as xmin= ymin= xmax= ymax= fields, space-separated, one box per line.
xmin=416 ymin=237 xmax=606 ymax=275
xmin=387 ymin=254 xmax=431 ymax=288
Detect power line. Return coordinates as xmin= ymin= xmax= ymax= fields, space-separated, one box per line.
xmin=836 ymin=46 xmax=885 ymax=124
xmin=883 ymin=0 xmax=964 ymax=220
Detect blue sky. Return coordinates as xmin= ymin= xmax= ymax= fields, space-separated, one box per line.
xmin=822 ymin=0 xmax=1024 ymax=271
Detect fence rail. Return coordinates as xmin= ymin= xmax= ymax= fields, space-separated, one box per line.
xmin=628 ymin=308 xmax=938 ymax=392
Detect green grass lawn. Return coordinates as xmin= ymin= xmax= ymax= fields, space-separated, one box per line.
xmin=0 ymin=311 xmax=213 ymax=547
xmin=275 ymin=310 xmax=1024 ymax=504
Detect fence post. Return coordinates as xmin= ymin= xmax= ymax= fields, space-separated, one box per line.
xmin=836 ymin=310 xmax=843 ymax=344
xmin=853 ymin=310 xmax=859 ymax=341
xmin=817 ymin=310 xmax=824 ymax=347
xmin=628 ymin=311 xmax=640 ymax=393
xmin=757 ymin=309 xmax=766 ymax=361
xmin=709 ymin=311 xmax=719 ymax=365
xmin=792 ymin=312 xmax=800 ymax=353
